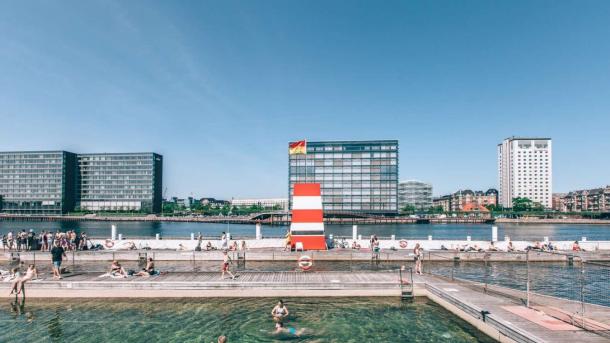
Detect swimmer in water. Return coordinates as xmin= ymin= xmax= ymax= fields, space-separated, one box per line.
xmin=274 ymin=322 xmax=304 ymax=336
xmin=271 ymin=300 xmax=289 ymax=322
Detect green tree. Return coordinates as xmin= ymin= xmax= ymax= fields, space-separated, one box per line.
xmin=401 ymin=204 xmax=417 ymax=214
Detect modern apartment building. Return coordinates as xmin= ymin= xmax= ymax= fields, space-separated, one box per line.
xmin=433 ymin=189 xmax=498 ymax=212
xmin=398 ymin=180 xmax=432 ymax=211
xmin=0 ymin=151 xmax=162 ymax=214
xmin=76 ymin=153 xmax=163 ymax=213
xmin=0 ymin=151 xmax=77 ymax=215
xmin=498 ymin=137 xmax=552 ymax=209
xmin=562 ymin=187 xmax=610 ymax=213
xmin=288 ymin=140 xmax=399 ymax=215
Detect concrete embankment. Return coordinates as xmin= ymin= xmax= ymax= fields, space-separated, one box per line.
xmin=496 ymin=218 xmax=610 ymax=224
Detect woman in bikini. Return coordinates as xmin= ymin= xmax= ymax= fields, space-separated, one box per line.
xmin=271 ymin=300 xmax=289 ymax=322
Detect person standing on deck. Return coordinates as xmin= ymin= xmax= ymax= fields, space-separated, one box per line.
xmin=51 ymin=241 xmax=67 ymax=279
xmin=284 ymin=230 xmax=292 ymax=251
xmin=414 ymin=243 xmax=423 ymax=275
xmin=221 ymin=232 xmax=228 ymax=251
xmin=220 ymin=251 xmax=236 ymax=280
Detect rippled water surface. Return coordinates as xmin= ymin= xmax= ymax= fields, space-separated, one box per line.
xmin=0 ymin=297 xmax=495 ymax=342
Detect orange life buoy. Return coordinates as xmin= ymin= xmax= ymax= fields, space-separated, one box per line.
xmin=298 ymin=255 xmax=313 ymax=271
xmin=399 ymin=240 xmax=408 ymax=248
xmin=105 ymin=240 xmax=115 ymax=249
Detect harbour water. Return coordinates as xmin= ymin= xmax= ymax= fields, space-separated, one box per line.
xmin=0 ymin=297 xmax=495 ymax=342
xmin=1 ymin=220 xmax=610 ymax=241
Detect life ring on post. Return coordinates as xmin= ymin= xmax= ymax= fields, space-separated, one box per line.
xmin=105 ymin=240 xmax=115 ymax=249
xmin=399 ymin=240 xmax=408 ymax=249
xmin=298 ymin=255 xmax=313 ymax=271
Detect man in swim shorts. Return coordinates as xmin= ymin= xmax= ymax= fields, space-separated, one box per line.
xmin=51 ymin=241 xmax=67 ymax=279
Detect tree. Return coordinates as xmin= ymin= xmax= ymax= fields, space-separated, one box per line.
xmin=427 ymin=205 xmax=445 ymax=214
xmin=512 ymin=197 xmax=543 ymax=212
xmin=401 ymin=204 xmax=417 ymax=214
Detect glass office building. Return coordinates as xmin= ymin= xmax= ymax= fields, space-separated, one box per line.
xmin=288 ymin=140 xmax=399 ymax=215
xmin=0 ymin=151 xmax=77 ymax=215
xmin=77 ymin=153 xmax=163 ymax=213
xmin=398 ymin=180 xmax=433 ymax=211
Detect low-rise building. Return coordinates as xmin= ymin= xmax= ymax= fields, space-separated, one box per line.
xmin=230 ymin=198 xmax=288 ymax=211
xmin=552 ymin=193 xmax=567 ymax=211
xmin=562 ymin=187 xmax=610 ymax=212
xmin=433 ymin=189 xmax=498 ymax=212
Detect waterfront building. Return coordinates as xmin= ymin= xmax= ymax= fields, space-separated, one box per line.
xmin=432 ymin=189 xmax=498 ymax=212
xmin=288 ymin=140 xmax=399 ymax=215
xmin=562 ymin=186 xmax=610 ymax=212
xmin=0 ymin=151 xmax=77 ymax=215
xmin=398 ymin=180 xmax=432 ymax=211
xmin=199 ymin=198 xmax=229 ymax=206
xmin=498 ymin=137 xmax=553 ymax=209
xmin=76 ymin=153 xmax=163 ymax=213
xmin=552 ymin=193 xmax=567 ymax=212
xmin=230 ymin=198 xmax=288 ymax=211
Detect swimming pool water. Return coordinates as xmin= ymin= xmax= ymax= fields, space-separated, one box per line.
xmin=0 ymin=297 xmax=495 ymax=342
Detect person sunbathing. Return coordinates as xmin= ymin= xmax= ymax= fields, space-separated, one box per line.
xmin=109 ymin=260 xmax=127 ymax=277
xmin=135 ymin=258 xmax=155 ymax=276
xmin=10 ymin=264 xmax=38 ymax=295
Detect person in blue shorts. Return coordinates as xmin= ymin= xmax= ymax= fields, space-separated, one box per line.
xmin=274 ymin=322 xmax=304 ymax=336
xmin=51 ymin=241 xmax=67 ymax=279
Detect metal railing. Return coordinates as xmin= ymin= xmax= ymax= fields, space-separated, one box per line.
xmin=423 ymin=249 xmax=610 ymax=338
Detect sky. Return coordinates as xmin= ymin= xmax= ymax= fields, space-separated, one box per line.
xmin=1 ymin=1 xmax=609 ymax=199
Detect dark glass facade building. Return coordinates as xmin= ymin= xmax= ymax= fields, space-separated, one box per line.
xmin=0 ymin=151 xmax=162 ymax=214
xmin=76 ymin=153 xmax=163 ymax=213
xmin=288 ymin=140 xmax=399 ymax=215
xmin=0 ymin=151 xmax=77 ymax=215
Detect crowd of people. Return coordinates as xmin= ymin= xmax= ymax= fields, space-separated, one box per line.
xmin=1 ymin=229 xmax=90 ymax=252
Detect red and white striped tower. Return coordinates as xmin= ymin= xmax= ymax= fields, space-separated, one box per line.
xmin=290 ymin=183 xmax=327 ymax=250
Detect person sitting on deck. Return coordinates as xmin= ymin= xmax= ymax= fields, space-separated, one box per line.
xmin=351 ymin=241 xmax=361 ymax=249
xmin=488 ymin=241 xmax=498 ymax=252
xmin=572 ymin=241 xmax=583 ymax=251
xmin=205 ymin=241 xmax=215 ymax=250
xmin=135 ymin=257 xmax=155 ymax=276
xmin=109 ymin=260 xmax=127 ymax=278
xmin=10 ymin=264 xmax=37 ymax=295
xmin=229 ymin=241 xmax=238 ymax=251
xmin=507 ymin=241 xmax=515 ymax=252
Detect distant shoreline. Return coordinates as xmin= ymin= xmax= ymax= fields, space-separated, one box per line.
xmin=1 ymin=214 xmax=610 ymax=225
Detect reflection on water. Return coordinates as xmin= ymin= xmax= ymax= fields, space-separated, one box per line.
xmin=2 ymin=220 xmax=610 ymax=240
xmin=0 ymin=297 xmax=495 ymax=342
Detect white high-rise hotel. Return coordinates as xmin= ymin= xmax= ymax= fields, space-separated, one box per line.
xmin=498 ymin=137 xmax=552 ymax=209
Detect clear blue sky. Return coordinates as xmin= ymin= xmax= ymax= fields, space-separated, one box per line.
xmin=1 ymin=1 xmax=609 ymax=199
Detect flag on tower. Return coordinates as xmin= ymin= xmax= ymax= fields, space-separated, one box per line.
xmin=289 ymin=140 xmax=307 ymax=155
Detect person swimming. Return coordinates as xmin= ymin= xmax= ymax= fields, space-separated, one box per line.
xmin=274 ymin=322 xmax=304 ymax=336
